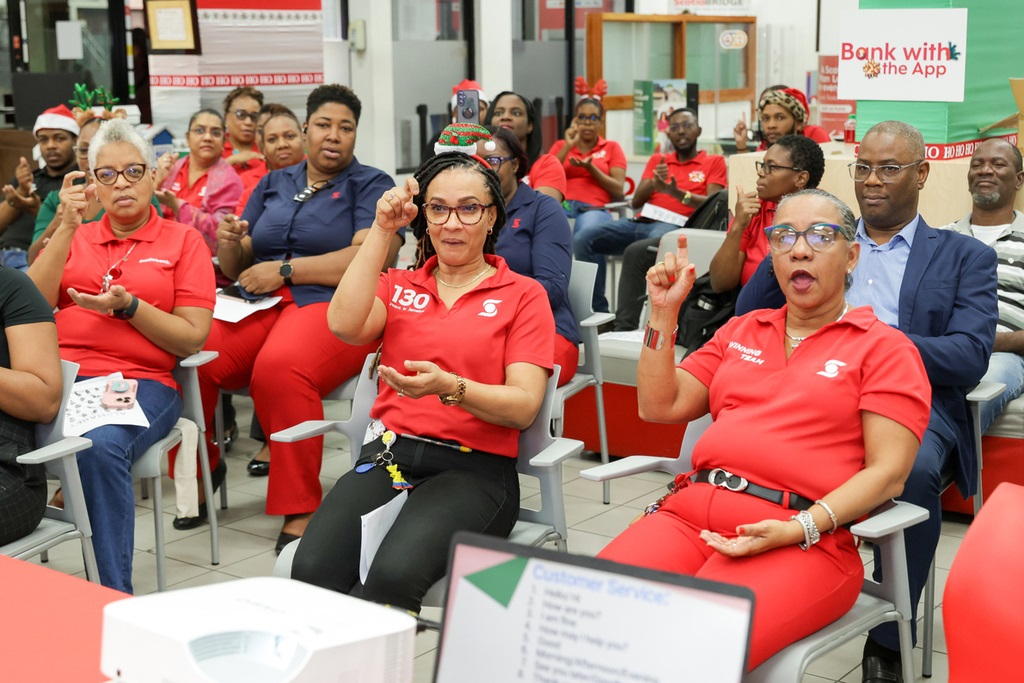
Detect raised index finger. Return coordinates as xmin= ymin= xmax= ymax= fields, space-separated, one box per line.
xmin=62 ymin=170 xmax=87 ymax=190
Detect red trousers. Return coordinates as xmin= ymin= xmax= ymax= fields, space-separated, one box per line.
xmin=195 ymin=295 xmax=377 ymax=515
xmin=554 ymin=334 xmax=579 ymax=387
xmin=598 ymin=482 xmax=863 ymax=670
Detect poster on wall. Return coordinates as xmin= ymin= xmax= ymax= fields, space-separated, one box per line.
xmin=817 ymin=55 xmax=855 ymax=139
xmin=837 ymin=8 xmax=967 ymax=103
xmin=144 ymin=0 xmax=202 ymax=54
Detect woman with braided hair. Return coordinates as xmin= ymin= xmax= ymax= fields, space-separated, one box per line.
xmin=291 ymin=142 xmax=555 ymax=612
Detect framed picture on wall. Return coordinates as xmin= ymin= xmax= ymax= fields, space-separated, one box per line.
xmin=144 ymin=0 xmax=202 ymax=55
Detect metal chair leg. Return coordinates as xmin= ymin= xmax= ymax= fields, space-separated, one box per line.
xmin=922 ymin=558 xmax=936 ymax=677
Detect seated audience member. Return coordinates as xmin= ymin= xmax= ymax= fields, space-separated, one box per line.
xmin=196 ymin=85 xmax=398 ymax=549
xmin=599 ymin=189 xmax=931 ymax=670
xmin=221 ymin=86 xmax=265 ymax=171
xmin=549 ymin=79 xmax=627 ymax=236
xmin=709 ymin=134 xmax=825 ymax=293
xmin=735 ymin=121 xmax=997 ymax=682
xmin=27 ymin=119 xmax=215 ymax=592
xmin=733 ymin=86 xmax=830 ymax=153
xmin=155 ymin=109 xmax=244 ymax=257
xmin=477 ymin=126 xmax=578 ymax=386
xmin=0 ymin=105 xmax=80 ymax=271
xmin=942 ymin=138 xmax=1024 ymax=431
xmin=573 ymin=107 xmax=726 ymax=311
xmin=484 ymin=90 xmax=566 ymax=202
xmin=291 ymin=151 xmax=554 ymax=613
xmin=0 ymin=267 xmax=62 ymax=547
xmin=235 ymin=105 xmax=305 ymax=215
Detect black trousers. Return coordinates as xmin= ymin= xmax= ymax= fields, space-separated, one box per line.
xmin=613 ymin=236 xmax=661 ymax=331
xmin=292 ymin=434 xmax=520 ymax=612
xmin=0 ymin=460 xmax=46 ymax=546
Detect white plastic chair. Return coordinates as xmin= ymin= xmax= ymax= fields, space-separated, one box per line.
xmin=0 ymin=360 xmax=98 ymax=581
xmin=580 ymin=414 xmax=925 ymax=683
xmin=133 ymin=350 xmax=220 ymax=591
xmin=272 ymin=364 xmax=584 ymax=607
xmin=553 ymin=260 xmax=614 ymax=503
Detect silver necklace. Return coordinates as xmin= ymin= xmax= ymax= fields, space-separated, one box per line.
xmin=786 ymin=303 xmax=849 ymax=348
xmin=434 ymin=264 xmax=491 ymax=289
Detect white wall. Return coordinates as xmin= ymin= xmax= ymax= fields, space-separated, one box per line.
xmin=348 ymin=2 xmax=397 ymax=176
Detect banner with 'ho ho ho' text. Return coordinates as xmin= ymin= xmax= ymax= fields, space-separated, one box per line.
xmin=836 ymin=8 xmax=967 ymax=103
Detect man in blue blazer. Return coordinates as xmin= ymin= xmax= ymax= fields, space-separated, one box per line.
xmin=737 ymin=121 xmax=998 ymax=683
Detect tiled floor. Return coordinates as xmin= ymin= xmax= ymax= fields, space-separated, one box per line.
xmin=30 ymin=394 xmax=965 ymax=682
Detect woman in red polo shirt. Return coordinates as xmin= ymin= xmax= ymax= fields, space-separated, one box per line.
xmin=27 ymin=118 xmax=215 ymax=593
xmin=154 ymin=109 xmax=243 ymax=258
xmin=549 ymin=84 xmax=627 ymax=236
xmin=221 ymin=86 xmax=264 ymax=171
xmin=483 ymin=90 xmax=566 ymax=202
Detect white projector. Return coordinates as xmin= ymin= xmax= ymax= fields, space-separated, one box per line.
xmin=101 ymin=577 xmax=417 ymax=683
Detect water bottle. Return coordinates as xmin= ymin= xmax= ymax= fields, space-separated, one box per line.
xmin=843 ymin=115 xmax=857 ymax=144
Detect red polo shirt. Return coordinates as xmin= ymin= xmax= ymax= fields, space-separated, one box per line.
xmin=641 ymin=150 xmax=728 ymax=217
xmin=55 ymin=207 xmax=216 ymax=388
xmin=523 ymin=153 xmax=567 ymax=198
xmin=549 ymin=136 xmax=627 ymax=206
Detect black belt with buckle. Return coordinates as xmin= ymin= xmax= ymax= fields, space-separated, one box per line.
xmin=692 ymin=468 xmax=814 ymax=511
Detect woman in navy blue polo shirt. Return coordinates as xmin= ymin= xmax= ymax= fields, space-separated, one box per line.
xmin=197 ymin=85 xmax=398 ymax=551
xmin=480 ymin=127 xmax=578 ymax=385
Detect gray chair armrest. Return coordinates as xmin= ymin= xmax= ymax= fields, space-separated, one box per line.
xmin=270 ymin=420 xmax=345 ymax=443
xmin=581 ymin=312 xmax=615 ymax=328
xmin=16 ymin=436 xmax=93 ymax=465
xmin=849 ymin=500 xmax=928 ymax=540
xmin=527 ymin=438 xmax=584 ymax=468
xmin=179 ymin=350 xmax=219 ymax=368
xmin=966 ymin=380 xmax=1006 ymax=403
xmin=580 ymin=455 xmax=671 ymax=481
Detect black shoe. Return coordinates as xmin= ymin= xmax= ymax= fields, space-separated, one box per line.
xmin=172 ymin=459 xmax=227 ymax=530
xmin=862 ymin=639 xmax=903 ymax=683
xmin=247 ymin=457 xmax=270 ymax=477
xmin=275 ymin=532 xmax=300 ymax=555
xmin=214 ymin=422 xmax=238 ymax=454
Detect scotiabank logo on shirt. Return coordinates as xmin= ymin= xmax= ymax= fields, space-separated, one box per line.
xmin=390 ymin=286 xmax=428 ymax=313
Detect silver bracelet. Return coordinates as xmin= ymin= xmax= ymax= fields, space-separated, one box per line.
xmin=790 ymin=510 xmax=820 ymax=550
xmin=815 ymin=499 xmax=838 ymax=534
xmin=643 ymin=323 xmax=678 ymax=351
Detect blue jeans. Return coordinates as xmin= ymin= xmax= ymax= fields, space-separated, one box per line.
xmin=573 ymin=218 xmax=677 ymax=312
xmin=564 ymin=200 xmax=612 ymax=236
xmin=77 ymin=378 xmax=182 ymax=593
xmin=0 ymin=249 xmax=28 ymax=271
xmin=869 ymin=408 xmax=954 ymax=650
xmin=977 ymin=352 xmax=1024 ymax=433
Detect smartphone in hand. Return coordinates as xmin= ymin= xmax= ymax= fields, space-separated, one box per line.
xmin=102 ymin=379 xmax=138 ymax=410
xmin=220 ymin=283 xmax=268 ymax=304
xmin=455 ymin=89 xmax=480 ymax=124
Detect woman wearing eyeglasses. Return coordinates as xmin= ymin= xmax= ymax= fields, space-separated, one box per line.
xmin=27 ymin=119 xmax=216 ymax=592
xmin=549 ymin=94 xmax=627 ymax=236
xmin=155 ymin=109 xmax=244 ymax=257
xmin=600 ymin=188 xmax=930 ymax=670
xmin=709 ymin=135 xmax=825 ymax=294
xmin=221 ymin=86 xmax=265 ymax=171
xmin=196 ymin=84 xmax=396 ymax=550
xmin=290 ymin=147 xmax=554 ymax=612
xmin=478 ymin=127 xmax=578 ymax=386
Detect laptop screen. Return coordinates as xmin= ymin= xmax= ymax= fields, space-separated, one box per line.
xmin=433 ymin=532 xmax=755 ymax=683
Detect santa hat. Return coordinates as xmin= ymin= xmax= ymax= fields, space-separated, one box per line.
xmin=450 ymin=79 xmax=489 ymax=109
xmin=434 ymin=122 xmax=497 ymax=157
xmin=33 ymin=104 xmax=80 ymax=137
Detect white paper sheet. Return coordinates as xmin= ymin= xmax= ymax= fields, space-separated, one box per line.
xmin=212 ymin=292 xmax=281 ymax=323
xmin=359 ymin=491 xmax=408 ymax=584
xmin=640 ymin=203 xmax=689 ymax=227
xmin=63 ymin=373 xmax=151 ymax=437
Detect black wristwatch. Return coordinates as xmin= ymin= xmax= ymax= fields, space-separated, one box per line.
xmin=279 ymin=260 xmax=294 ymax=286
xmin=112 ymin=295 xmax=139 ymax=320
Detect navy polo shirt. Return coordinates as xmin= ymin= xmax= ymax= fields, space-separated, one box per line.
xmin=242 ymin=158 xmax=396 ymax=306
xmin=496 ymin=182 xmax=579 ymax=345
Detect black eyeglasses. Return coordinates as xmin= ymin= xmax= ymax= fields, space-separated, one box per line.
xmin=667 ymin=122 xmax=697 ymax=133
xmin=232 ymin=109 xmax=259 ymax=122
xmin=423 ymin=203 xmax=494 ymax=226
xmin=93 ymin=164 xmax=148 ymax=186
xmin=755 ymin=161 xmax=802 ymax=176
xmin=764 ymin=223 xmax=844 ymax=253
xmin=190 ymin=126 xmax=225 ymax=138
xmin=848 ymin=161 xmax=923 ymax=183
xmin=293 ymin=180 xmax=328 ymax=203
xmin=576 ymin=114 xmax=601 ymax=124
xmin=482 ymin=155 xmax=515 ymax=172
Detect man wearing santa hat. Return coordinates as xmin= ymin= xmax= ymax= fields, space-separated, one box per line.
xmin=0 ymin=103 xmax=79 ymax=270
